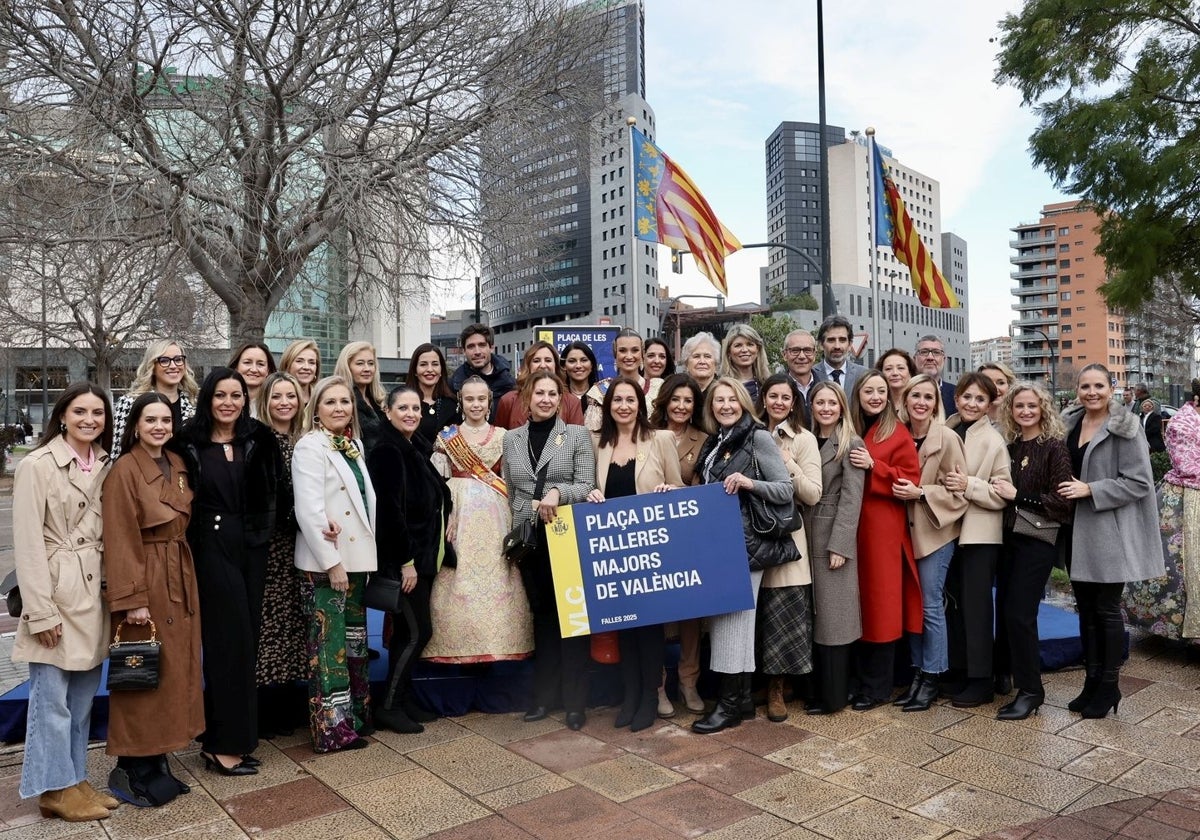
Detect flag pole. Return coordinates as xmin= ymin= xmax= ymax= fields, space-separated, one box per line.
xmin=867 ymin=126 xmax=881 ymax=365
xmin=626 ymin=115 xmax=641 ymax=335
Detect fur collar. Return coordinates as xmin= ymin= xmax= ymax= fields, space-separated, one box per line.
xmin=1061 ymin=401 xmax=1140 ymax=440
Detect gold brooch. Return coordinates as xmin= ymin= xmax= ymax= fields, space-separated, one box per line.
xmin=178 ymin=475 xmax=185 ymax=491
xmin=636 ymin=450 xmax=646 ymax=462
xmin=1020 ymin=456 xmax=1029 ymax=470
xmin=723 ymin=452 xmax=731 ymax=462
xmin=555 ymin=434 xmax=564 ymax=447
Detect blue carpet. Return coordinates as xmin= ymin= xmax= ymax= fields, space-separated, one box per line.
xmin=0 ymin=599 xmax=1098 ymax=743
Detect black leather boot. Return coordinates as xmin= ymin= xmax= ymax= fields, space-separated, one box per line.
xmin=902 ymin=672 xmax=941 ymax=712
xmin=1067 ymin=669 xmax=1101 ymax=713
xmin=692 ymin=674 xmax=743 ymax=734
xmin=893 ymin=669 xmax=923 ymax=706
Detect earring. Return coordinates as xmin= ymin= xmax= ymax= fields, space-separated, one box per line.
xmin=134 ymin=432 xmax=140 ymax=440
xmin=60 ymin=423 xmax=66 ymax=433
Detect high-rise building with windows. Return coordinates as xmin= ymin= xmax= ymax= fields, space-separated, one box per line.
xmin=480 ymin=0 xmax=658 ymax=363
xmin=1011 ymin=200 xmax=1191 ymax=397
xmin=766 ymin=125 xmax=970 ymax=370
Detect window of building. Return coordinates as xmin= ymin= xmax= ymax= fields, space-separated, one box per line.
xmin=1061 ymin=340 xmax=1072 ymax=349
xmin=1061 ymin=292 xmax=1071 ymax=300
xmin=1059 ymin=259 xmax=1071 ymax=269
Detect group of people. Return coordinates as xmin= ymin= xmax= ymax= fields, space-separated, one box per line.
xmin=9 ymin=316 xmax=1169 ymax=823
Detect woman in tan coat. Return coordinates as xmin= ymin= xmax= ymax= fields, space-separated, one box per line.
xmin=102 ymin=393 xmax=203 ymax=807
xmin=755 ymin=374 xmax=822 ymax=722
xmin=890 ymin=375 xmax=968 ymax=711
xmin=943 ymin=373 xmax=1012 ymax=707
xmin=587 ymin=378 xmax=684 ymax=731
xmin=12 ymin=383 xmax=116 ymax=821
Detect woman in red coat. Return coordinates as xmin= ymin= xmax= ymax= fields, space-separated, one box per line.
xmin=847 ymin=372 xmax=922 ymax=710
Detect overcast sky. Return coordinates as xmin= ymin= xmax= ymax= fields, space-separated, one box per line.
xmin=445 ymin=0 xmax=1068 ymax=343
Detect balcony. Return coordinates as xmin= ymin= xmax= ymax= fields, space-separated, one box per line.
xmin=1011 ymin=266 xmax=1056 ymax=280
xmin=1010 ymin=231 xmax=1056 ymax=248
xmin=1017 ymin=313 xmax=1058 ymax=328
xmin=1010 ymin=281 xmax=1058 ymax=296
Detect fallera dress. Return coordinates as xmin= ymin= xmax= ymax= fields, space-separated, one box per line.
xmin=423 ymin=425 xmax=533 ymax=662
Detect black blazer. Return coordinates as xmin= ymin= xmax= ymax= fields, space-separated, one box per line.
xmin=367 ymin=423 xmax=451 ymax=577
xmin=173 ymin=419 xmax=282 ymax=548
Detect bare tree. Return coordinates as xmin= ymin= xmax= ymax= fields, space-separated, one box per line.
xmin=0 ymin=0 xmax=607 ymax=343
xmin=0 ymin=173 xmax=223 ymax=390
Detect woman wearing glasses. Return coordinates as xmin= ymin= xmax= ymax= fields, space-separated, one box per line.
xmin=112 ymin=341 xmax=199 ymax=456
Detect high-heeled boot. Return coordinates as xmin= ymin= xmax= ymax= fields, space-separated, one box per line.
xmin=1080 ymin=680 xmax=1121 ymax=719
xmin=1067 ymin=670 xmax=1101 ymax=713
xmin=692 ymin=674 xmax=743 ymax=734
xmin=902 ymin=672 xmax=941 ymax=712
xmin=893 ymin=669 xmax=923 ymax=707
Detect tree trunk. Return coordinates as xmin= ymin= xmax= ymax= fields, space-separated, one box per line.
xmin=229 ymin=293 xmax=270 ymax=346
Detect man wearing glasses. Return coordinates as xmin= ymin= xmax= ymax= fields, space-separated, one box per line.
xmin=914 ymin=335 xmax=957 ymax=416
xmin=782 ymin=329 xmax=819 ymax=409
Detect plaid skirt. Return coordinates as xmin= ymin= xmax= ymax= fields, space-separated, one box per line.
xmin=758 ymin=585 xmax=814 ymax=676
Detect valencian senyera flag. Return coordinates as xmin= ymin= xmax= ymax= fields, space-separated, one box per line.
xmin=872 ymin=142 xmax=959 ymax=309
xmin=632 ymin=127 xmax=742 ymax=295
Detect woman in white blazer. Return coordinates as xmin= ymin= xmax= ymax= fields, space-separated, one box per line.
xmin=293 ymin=375 xmax=377 ymax=753
xmin=587 ymin=377 xmax=683 ymax=731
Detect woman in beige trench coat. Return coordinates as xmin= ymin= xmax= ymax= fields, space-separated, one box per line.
xmin=11 ymin=383 xmax=118 ymax=822
xmin=102 ymin=392 xmax=203 ymax=807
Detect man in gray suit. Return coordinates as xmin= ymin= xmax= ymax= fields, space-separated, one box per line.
xmin=813 ymin=315 xmax=869 ymax=396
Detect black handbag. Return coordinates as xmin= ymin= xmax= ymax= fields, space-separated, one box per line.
xmin=1013 ymin=507 xmax=1059 ymax=545
xmin=746 ymin=434 xmax=801 ymax=540
xmin=106 ymin=620 xmax=161 ymax=692
xmin=1 ymin=570 xmax=20 ymax=619
xmin=504 ymin=456 xmax=549 ymax=565
xmin=363 ymin=572 xmax=405 ymax=612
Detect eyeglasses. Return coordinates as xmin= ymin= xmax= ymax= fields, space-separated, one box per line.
xmin=155 ymin=355 xmax=187 ymax=367
xmin=785 ymin=347 xmax=816 ymax=357
xmin=915 ymin=349 xmax=945 ymax=358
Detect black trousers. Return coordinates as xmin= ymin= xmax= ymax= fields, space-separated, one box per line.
xmin=811 ymin=642 xmax=851 ymax=712
xmin=618 ymin=625 xmax=665 ymax=706
xmin=1071 ymin=580 xmax=1126 ymax=681
xmin=530 ymin=613 xmax=591 ymax=712
xmin=996 ymin=533 xmax=1056 ymax=694
xmin=384 ymin=575 xmax=433 ymax=709
xmin=946 ymin=543 xmax=998 ymax=679
xmin=192 ymin=512 xmax=267 ymax=755
xmin=853 ymin=640 xmax=896 ymax=702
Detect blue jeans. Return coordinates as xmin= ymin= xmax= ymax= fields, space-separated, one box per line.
xmin=908 ymin=541 xmax=956 ymax=674
xmin=20 ymin=662 xmax=103 ymax=798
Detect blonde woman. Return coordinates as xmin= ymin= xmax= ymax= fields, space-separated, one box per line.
xmin=804 ymin=382 xmax=865 ymax=715
xmin=292 ymin=376 xmax=377 ymax=750
xmin=980 ymin=362 xmax=1016 ymax=427
xmin=720 ymin=324 xmax=770 ymax=403
xmin=112 ymin=340 xmax=199 ymax=456
xmin=335 ymin=341 xmax=387 ymax=454
xmin=280 ymin=339 xmax=322 ymax=406
xmin=254 ymin=372 xmax=308 ymax=736
xmin=891 ymin=374 xmax=968 ymax=712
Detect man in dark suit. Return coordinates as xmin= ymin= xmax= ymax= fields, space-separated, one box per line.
xmin=813 ymin=315 xmax=869 ymax=396
xmin=1131 ymin=383 xmax=1165 ymax=451
xmin=915 ymin=335 xmax=957 ymax=416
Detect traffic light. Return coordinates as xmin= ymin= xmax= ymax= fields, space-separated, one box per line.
xmin=670 ymin=248 xmax=683 ymax=274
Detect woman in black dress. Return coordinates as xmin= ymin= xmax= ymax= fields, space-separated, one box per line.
xmin=406 ymin=343 xmax=461 ymax=444
xmin=174 ymin=368 xmax=282 ymax=776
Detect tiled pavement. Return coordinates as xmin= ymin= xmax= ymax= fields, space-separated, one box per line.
xmin=0 ymin=632 xmax=1198 ymax=839
xmin=2 ymin=460 xmax=1200 ymax=839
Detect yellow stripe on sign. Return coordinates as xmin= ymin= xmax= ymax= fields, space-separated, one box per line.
xmin=544 ymin=504 xmax=590 ymax=637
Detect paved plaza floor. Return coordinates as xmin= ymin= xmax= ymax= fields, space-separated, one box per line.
xmin=1 ymin=465 xmax=1199 ymax=838
xmin=0 ymin=633 xmax=1197 ymax=839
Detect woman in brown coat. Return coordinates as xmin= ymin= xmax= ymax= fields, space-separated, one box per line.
xmin=103 ymin=393 xmax=203 ymax=807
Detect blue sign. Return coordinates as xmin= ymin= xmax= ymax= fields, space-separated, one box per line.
xmin=544 ymin=483 xmax=754 ymax=637
xmin=535 ymin=325 xmax=621 ymax=381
